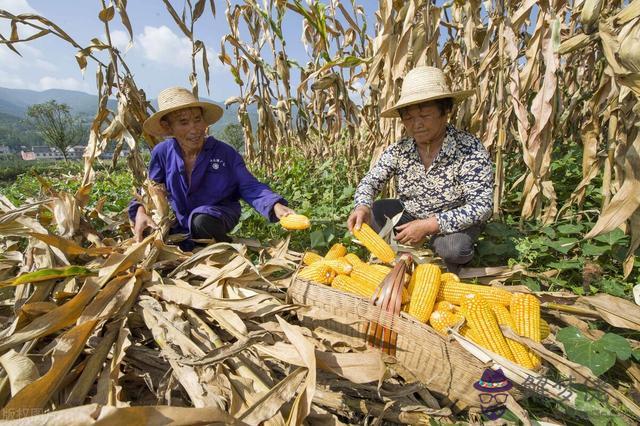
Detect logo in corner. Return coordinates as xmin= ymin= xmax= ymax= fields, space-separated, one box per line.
xmin=474 ymin=367 xmax=512 ymax=420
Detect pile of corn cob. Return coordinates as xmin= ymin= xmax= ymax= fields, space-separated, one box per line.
xmin=298 ymin=223 xmax=547 ymax=370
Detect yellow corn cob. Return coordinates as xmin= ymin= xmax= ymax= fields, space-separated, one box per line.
xmin=325 ymin=243 xmax=347 ymax=260
xmin=461 ymin=294 xmax=516 ymax=362
xmin=491 ymin=304 xmax=536 ymax=369
xmin=540 ymin=318 xmax=550 ymax=340
xmin=434 ymin=300 xmax=457 ymax=313
xmin=437 ymin=281 xmax=513 ymax=306
xmin=429 ymin=310 xmax=464 ymax=335
xmin=298 ymin=263 xmax=334 ymax=285
xmin=280 ymin=214 xmax=311 ymax=230
xmin=510 ymin=293 xmax=541 ymax=368
xmin=371 ymin=264 xmax=410 ymax=285
xmin=319 ymin=259 xmax=352 ymax=275
xmin=370 ymin=264 xmax=392 ymax=274
xmin=302 ymin=251 xmax=323 ymax=266
xmin=332 ymin=274 xmax=378 ymax=298
xmin=351 ymin=263 xmax=388 ymax=287
xmin=351 ymin=263 xmax=410 ymax=303
xmin=407 ymin=264 xmax=441 ymax=322
xmin=440 ymin=272 xmax=460 ymax=283
xmin=343 ymin=253 xmax=363 ymax=266
xmin=460 ymin=324 xmax=480 ymax=343
xmin=352 ymin=223 xmax=396 ymax=264
xmin=407 ymin=269 xmax=417 ymax=296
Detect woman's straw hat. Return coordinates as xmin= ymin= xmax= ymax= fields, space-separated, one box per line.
xmin=143 ymin=87 xmax=224 ymax=136
xmin=380 ymin=66 xmax=474 ymax=118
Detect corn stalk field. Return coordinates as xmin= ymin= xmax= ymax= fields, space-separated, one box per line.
xmin=0 ymin=0 xmax=640 ymax=424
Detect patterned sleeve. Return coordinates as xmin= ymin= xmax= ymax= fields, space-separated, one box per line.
xmin=435 ymin=141 xmax=494 ymax=233
xmin=354 ymin=143 xmax=397 ymax=208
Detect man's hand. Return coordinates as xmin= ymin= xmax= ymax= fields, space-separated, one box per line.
xmin=133 ymin=206 xmax=158 ymax=242
xmin=347 ymin=205 xmax=372 ymax=232
xmin=273 ymin=202 xmax=296 ymax=219
xmin=395 ymin=216 xmax=439 ymax=245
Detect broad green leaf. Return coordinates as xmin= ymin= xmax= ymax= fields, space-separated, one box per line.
xmin=557 ymin=223 xmax=584 ymax=234
xmin=598 ymin=333 xmax=631 ymax=361
xmin=556 ymin=327 xmax=616 ymax=376
xmin=632 ymin=348 xmax=640 ymax=362
xmin=546 ymin=237 xmax=579 ymax=254
xmin=309 ymin=229 xmax=325 ymax=248
xmin=0 ymin=266 xmax=95 ymax=288
xmin=548 ymin=259 xmax=582 ymax=270
xmin=574 ymin=388 xmax=629 ymax=426
xmin=593 ymin=229 xmax=627 ymax=246
xmin=540 ymin=226 xmax=557 ymax=239
xmin=521 ymin=277 xmax=541 ymax=292
xmin=581 ymin=243 xmax=609 ymax=257
xmin=600 ymin=278 xmax=627 ymax=298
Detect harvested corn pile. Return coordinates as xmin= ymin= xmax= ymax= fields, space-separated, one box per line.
xmin=298 ymin=252 xmax=543 ymax=369
xmin=0 ymin=194 xmax=457 ymax=425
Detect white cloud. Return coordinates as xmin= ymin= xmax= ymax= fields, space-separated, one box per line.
xmin=138 ymin=25 xmax=192 ymax=67
xmin=0 ymin=0 xmax=37 ymax=13
xmin=0 ymin=43 xmax=56 ymax=73
xmin=136 ymin=25 xmax=222 ymax=73
xmin=104 ymin=29 xmax=132 ymax=53
xmin=0 ymin=68 xmax=26 ymax=88
xmin=0 ymin=0 xmax=39 ymax=38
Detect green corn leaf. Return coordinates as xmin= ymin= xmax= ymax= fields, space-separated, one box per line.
xmin=0 ymin=266 xmax=96 ymax=288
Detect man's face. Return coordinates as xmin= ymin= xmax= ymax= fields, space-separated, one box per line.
xmin=161 ymin=107 xmax=207 ymax=151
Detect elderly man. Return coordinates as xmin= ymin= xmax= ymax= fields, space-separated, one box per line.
xmin=129 ymin=87 xmax=294 ymax=248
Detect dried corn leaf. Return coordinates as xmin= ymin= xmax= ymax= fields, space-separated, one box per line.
xmin=0 ymin=279 xmax=99 ymax=352
xmin=0 ymin=403 xmax=242 ymax=425
xmin=256 ymin=342 xmax=385 ymax=384
xmin=578 ymin=293 xmax=640 ymax=331
xmin=0 ymin=349 xmax=40 ymax=396
xmin=276 ymin=316 xmax=316 ymax=424
xmin=28 ymin=232 xmax=113 ymax=257
xmin=239 ymin=367 xmax=307 ymax=425
xmin=0 ymin=320 xmax=97 ymax=418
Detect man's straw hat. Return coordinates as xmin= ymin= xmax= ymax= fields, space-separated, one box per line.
xmin=380 ymin=66 xmax=474 ymax=118
xmin=143 ymin=87 xmax=224 ymax=137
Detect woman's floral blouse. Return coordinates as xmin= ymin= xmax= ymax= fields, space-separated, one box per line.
xmin=354 ymin=124 xmax=494 ymax=234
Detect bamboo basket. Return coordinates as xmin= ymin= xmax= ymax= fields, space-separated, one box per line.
xmin=288 ymin=277 xmax=522 ymax=410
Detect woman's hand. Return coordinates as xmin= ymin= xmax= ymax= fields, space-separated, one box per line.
xmin=273 ymin=202 xmax=296 ymax=219
xmin=395 ymin=217 xmax=439 ymax=245
xmin=133 ymin=206 xmax=158 ymax=242
xmin=347 ymin=205 xmax=372 ymax=232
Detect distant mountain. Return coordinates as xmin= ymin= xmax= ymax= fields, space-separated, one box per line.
xmin=0 ymin=87 xmax=256 ymax=134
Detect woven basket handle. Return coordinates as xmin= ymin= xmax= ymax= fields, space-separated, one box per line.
xmin=366 ymin=256 xmax=411 ymax=355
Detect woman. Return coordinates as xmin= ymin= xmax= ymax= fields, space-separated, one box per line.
xmin=347 ymin=66 xmax=493 ymax=273
xmin=129 ymin=87 xmax=295 ymax=248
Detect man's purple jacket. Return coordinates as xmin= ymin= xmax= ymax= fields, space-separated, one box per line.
xmin=128 ymin=136 xmax=287 ymax=239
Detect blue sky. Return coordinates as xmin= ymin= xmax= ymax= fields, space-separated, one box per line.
xmin=0 ymin=0 xmax=377 ymax=102
xmin=0 ymin=1 xmax=544 ymax=104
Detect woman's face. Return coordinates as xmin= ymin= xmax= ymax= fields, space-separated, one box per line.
xmin=161 ymin=107 xmax=208 ymax=152
xmin=399 ymin=101 xmax=449 ymax=146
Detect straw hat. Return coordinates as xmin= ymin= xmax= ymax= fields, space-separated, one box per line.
xmin=143 ymin=87 xmax=224 ymax=136
xmin=380 ymin=66 xmax=474 ymax=118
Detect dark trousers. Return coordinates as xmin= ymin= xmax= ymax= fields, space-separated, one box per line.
xmin=371 ymin=199 xmax=483 ymax=274
xmin=190 ymin=214 xmax=233 ymax=243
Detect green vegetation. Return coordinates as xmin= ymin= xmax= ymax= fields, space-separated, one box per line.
xmin=1 ymin=150 xmax=637 ymax=302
